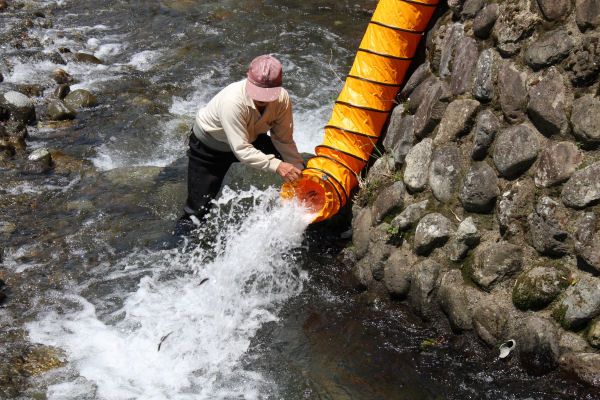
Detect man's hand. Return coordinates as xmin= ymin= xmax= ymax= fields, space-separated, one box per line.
xmin=276 ymin=162 xmax=302 ymax=182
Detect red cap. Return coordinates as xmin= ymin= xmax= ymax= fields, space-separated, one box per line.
xmin=246 ymin=55 xmax=283 ymax=102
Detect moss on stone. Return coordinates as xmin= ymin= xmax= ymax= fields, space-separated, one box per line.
xmin=553 ymin=303 xmax=569 ymax=329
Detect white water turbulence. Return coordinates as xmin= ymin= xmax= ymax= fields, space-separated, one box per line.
xmin=27 ymin=187 xmax=313 ymax=399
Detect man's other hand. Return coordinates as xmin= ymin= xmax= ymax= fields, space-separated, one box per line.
xmin=276 ymin=162 xmax=302 ymax=182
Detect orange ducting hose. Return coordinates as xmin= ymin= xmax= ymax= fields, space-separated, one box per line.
xmin=282 ymin=0 xmax=438 ymax=222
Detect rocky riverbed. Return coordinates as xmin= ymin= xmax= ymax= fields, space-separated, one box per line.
xmin=348 ymin=0 xmax=600 ymax=390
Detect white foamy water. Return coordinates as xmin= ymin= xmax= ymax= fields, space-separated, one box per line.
xmin=27 ymin=187 xmax=313 ymax=399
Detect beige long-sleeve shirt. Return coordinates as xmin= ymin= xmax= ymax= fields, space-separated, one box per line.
xmin=194 ymin=79 xmax=304 ymax=173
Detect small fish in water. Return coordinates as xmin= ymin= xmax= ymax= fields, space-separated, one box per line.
xmin=157 ymin=331 xmax=174 ymax=352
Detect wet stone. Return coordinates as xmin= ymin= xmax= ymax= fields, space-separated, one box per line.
xmin=25 ymin=148 xmax=52 ymax=174
xmin=399 ymin=62 xmax=430 ymax=102
xmin=517 ymin=316 xmax=560 ymax=375
xmin=525 ymin=30 xmax=573 ymax=70
xmin=473 ymin=49 xmax=495 ymax=103
xmin=527 ymin=68 xmax=569 ymax=137
xmin=73 ymin=52 xmax=103 ymax=64
xmin=404 ymin=138 xmax=432 ymax=192
xmin=559 ymin=352 xmax=600 ymax=388
xmin=471 ymin=110 xmax=499 ymax=160
xmin=459 ymin=161 xmax=500 ymax=213
xmin=535 ymin=142 xmax=582 ymax=188
xmin=561 ymin=162 xmax=600 ymax=209
xmin=413 ymin=80 xmax=450 ymax=139
xmin=64 ymin=89 xmax=98 ymax=109
xmin=537 ymin=0 xmax=570 ymax=20
xmin=439 ymin=269 xmax=481 ymax=331
xmin=1 ymin=91 xmax=36 ymax=124
xmin=576 ymin=0 xmax=600 ymax=32
xmin=414 ymin=213 xmax=453 ymax=255
xmin=390 ymin=199 xmax=428 ymax=231
xmin=409 ymin=259 xmax=441 ymax=320
xmin=498 ymin=62 xmax=528 ymax=124
xmin=553 ymin=276 xmax=600 ymax=330
xmin=47 ymin=100 xmax=76 ymax=121
xmin=435 ymin=99 xmax=479 ymax=146
xmin=52 ymin=69 xmax=73 ymax=84
xmin=53 ymin=84 xmax=70 ymax=100
xmin=451 ymin=37 xmax=478 ymax=96
xmin=493 ymin=124 xmax=539 ymax=179
xmin=471 ymin=241 xmax=523 ymax=290
xmin=371 ymin=181 xmax=405 ymax=225
xmin=512 ymin=266 xmax=569 ymax=310
xmin=428 ymin=146 xmax=461 ymax=202
xmin=473 ymin=3 xmax=499 ymax=39
xmin=571 ymin=94 xmax=600 ymax=147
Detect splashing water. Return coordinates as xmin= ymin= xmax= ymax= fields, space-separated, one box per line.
xmin=27 ymin=187 xmax=314 ymax=399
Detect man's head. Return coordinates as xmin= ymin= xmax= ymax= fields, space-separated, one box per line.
xmin=246 ymin=55 xmax=282 ymax=103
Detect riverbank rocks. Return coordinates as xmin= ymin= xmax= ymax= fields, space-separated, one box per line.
xmin=512 ymin=265 xmax=570 ymax=310
xmin=561 ymin=162 xmax=600 ymax=209
xmin=414 ymin=213 xmax=453 ymax=255
xmin=349 ymin=0 xmax=600 ymax=384
xmin=47 ymin=100 xmax=76 ymax=120
xmin=64 ymin=89 xmax=97 ymax=109
xmin=25 ymin=148 xmax=52 ymax=174
xmin=470 ymin=241 xmax=523 ymax=290
xmin=493 ymin=124 xmax=539 ymax=179
xmin=560 ymin=352 xmax=600 ymax=387
xmin=553 ymin=276 xmax=600 ymax=330
xmin=0 ymin=91 xmax=36 ymax=124
xmin=371 ymin=181 xmax=404 ymax=224
xmin=571 ymin=95 xmax=600 ymax=147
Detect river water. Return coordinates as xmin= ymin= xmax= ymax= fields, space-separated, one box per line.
xmin=0 ymin=1 xmax=597 ymax=399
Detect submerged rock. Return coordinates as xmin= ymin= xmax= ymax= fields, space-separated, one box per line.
xmin=24 ymin=148 xmax=52 ymax=174
xmin=0 ymin=91 xmax=36 ymax=124
xmin=47 ymin=100 xmax=76 ymax=120
xmin=64 ymin=89 xmax=98 ymax=109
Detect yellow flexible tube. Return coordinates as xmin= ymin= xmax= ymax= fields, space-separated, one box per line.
xmin=282 ymin=0 xmax=438 ymax=222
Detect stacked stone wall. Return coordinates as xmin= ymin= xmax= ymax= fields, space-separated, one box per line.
xmin=348 ymin=0 xmax=600 ymax=385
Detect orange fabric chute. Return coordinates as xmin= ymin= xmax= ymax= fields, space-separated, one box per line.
xmin=282 ymin=0 xmax=438 ymax=222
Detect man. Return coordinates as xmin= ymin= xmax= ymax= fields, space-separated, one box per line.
xmin=182 ymin=54 xmax=304 ymax=223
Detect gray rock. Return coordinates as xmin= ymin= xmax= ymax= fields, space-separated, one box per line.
xmin=73 ymin=52 xmax=103 ymax=64
xmin=498 ymin=62 xmax=528 ymax=124
xmin=366 ymin=155 xmax=393 ymax=183
xmin=435 ymin=99 xmax=480 ymax=145
xmin=473 ymin=297 xmax=511 ymax=346
xmin=497 ymin=179 xmax=536 ymax=236
xmin=450 ymin=216 xmax=480 ymax=261
xmin=365 ymin=227 xmax=395 ymax=282
xmin=352 ymin=207 xmax=372 ymax=258
xmin=383 ymin=244 xmax=417 ymax=298
xmin=529 ymin=196 xmax=572 ymax=257
xmin=448 ymin=0 xmax=466 ymax=15
xmin=587 ymin=319 xmax=600 ymax=348
xmin=459 ymin=161 xmax=500 ymax=213
xmin=390 ymin=200 xmax=429 ymax=231
xmin=566 ymin=37 xmax=600 ymax=86
xmin=493 ymin=0 xmax=540 ymax=57
xmin=512 ymin=266 xmax=569 ymax=310
xmin=371 ymin=181 xmax=405 ymax=224
xmin=517 ymin=316 xmax=560 ymax=375
xmin=473 ymin=3 xmax=499 ymax=39
xmin=407 ymin=76 xmax=437 ymax=114
xmin=471 ymin=241 xmax=523 ymax=290
xmin=404 ymin=138 xmax=433 ymax=192
xmin=399 ymin=62 xmax=430 ymax=102
xmin=560 ymin=331 xmax=591 ymax=354
xmin=561 ymin=162 xmax=600 ymax=209
xmin=47 ymin=100 xmax=76 ymax=120
xmin=414 ymin=213 xmax=453 ymax=255
xmin=438 ymin=269 xmax=482 ymax=331
xmin=473 ymin=49 xmax=496 ymax=103
xmin=0 ymin=91 xmax=36 ymax=124
xmin=535 ymin=142 xmax=582 ymax=188
xmin=461 ymin=0 xmax=485 ymax=19
xmin=471 ymin=110 xmax=499 ymax=160
xmin=384 ymin=114 xmax=414 ymax=166
xmin=428 ymin=146 xmax=461 ymax=202
xmin=559 ymin=352 xmax=600 ymax=388
xmin=574 ymin=212 xmax=600 ymax=272
xmin=571 ymin=95 xmax=600 ymax=147
xmin=354 ymin=257 xmax=374 ymax=287
xmin=527 ymin=68 xmax=569 ymax=136
xmin=64 ymin=89 xmax=97 ymax=109
xmin=0 ymin=221 xmax=17 ymax=235
xmin=553 ymin=276 xmax=600 ymax=330
xmin=440 ymin=23 xmax=464 ymax=79
xmin=493 ymin=124 xmax=539 ymax=179
xmin=383 ymin=105 xmax=404 ymax=150
xmin=537 ymin=0 xmax=570 ymax=20
xmin=409 ymin=259 xmax=441 ymax=320
xmin=413 ymin=80 xmax=450 ymax=138
xmin=525 ymin=30 xmax=573 ymax=70
xmin=576 ymin=0 xmax=600 ymax=31
xmin=25 ymin=148 xmax=52 ymax=174
xmin=451 ymin=37 xmax=478 ymax=96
